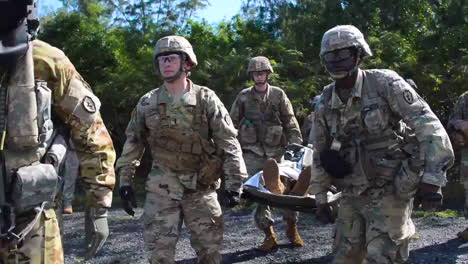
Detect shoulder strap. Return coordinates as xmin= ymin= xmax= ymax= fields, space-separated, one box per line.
xmin=193 ymin=86 xmax=209 ymax=139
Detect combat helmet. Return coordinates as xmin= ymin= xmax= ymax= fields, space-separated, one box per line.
xmin=247 ymin=56 xmax=274 ymax=74
xmin=154 ymin=35 xmax=197 ymax=67
xmin=320 ymin=25 xmax=372 ymax=58
xmin=0 ymin=0 xmax=39 ymax=65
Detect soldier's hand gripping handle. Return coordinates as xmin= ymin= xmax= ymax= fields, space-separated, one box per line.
xmin=84 ymin=207 xmax=109 ymax=260
xmin=316 ymin=203 xmax=336 ymax=224
xmin=218 ymin=190 xmax=241 ymax=208
xmin=417 ymin=182 xmax=443 ymax=212
xmin=119 ymin=186 xmax=137 ymax=216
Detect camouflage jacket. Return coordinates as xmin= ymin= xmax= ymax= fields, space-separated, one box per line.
xmin=230 ymin=84 xmax=302 ymax=158
xmin=33 ymin=40 xmax=116 ymax=208
xmin=301 ymin=113 xmax=315 ymax=146
xmin=116 ymin=80 xmax=247 ymax=195
xmin=447 ymin=91 xmax=468 ymax=175
xmin=310 ymin=69 xmax=454 ymax=204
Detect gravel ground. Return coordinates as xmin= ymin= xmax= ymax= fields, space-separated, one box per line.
xmin=62 ymin=206 xmax=468 ymax=264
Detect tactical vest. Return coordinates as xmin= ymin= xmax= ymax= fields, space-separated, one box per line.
xmin=145 ymin=85 xmax=222 ymax=185
xmin=0 ymin=47 xmax=60 ymax=213
xmin=322 ymin=70 xmax=421 ymax=194
xmin=237 ymin=86 xmax=286 ymax=156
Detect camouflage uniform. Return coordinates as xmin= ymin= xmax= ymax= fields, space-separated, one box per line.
xmin=117 ymin=36 xmax=246 ymax=264
xmin=0 ymin=40 xmax=115 ymax=263
xmin=310 ymin=26 xmax=454 ymax=264
xmin=230 ymin=56 xmax=302 ymax=250
xmin=447 ymin=91 xmax=468 ymax=236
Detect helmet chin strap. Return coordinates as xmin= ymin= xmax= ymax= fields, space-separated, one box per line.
xmin=163 ymin=70 xmax=184 ymax=82
xmin=161 ymin=54 xmax=189 ymax=82
xmin=327 ymin=48 xmax=362 ymax=80
xmin=252 ymin=73 xmax=269 ymax=85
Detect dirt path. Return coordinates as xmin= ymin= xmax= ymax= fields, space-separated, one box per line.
xmin=62 ymin=207 xmax=468 ymax=263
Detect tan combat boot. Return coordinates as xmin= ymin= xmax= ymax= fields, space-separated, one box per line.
xmin=63 ymin=205 xmax=73 ymax=215
xmin=290 ymin=166 xmax=312 ymax=196
xmin=263 ymin=158 xmax=285 ymax=195
xmin=286 ymin=221 xmax=304 ymax=247
xmin=256 ymin=226 xmax=279 ymax=252
xmin=457 ymin=227 xmax=468 ymax=241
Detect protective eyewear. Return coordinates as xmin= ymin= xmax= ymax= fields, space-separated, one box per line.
xmin=156 ymin=54 xmax=181 ymax=64
xmin=322 ymin=48 xmax=354 ymax=62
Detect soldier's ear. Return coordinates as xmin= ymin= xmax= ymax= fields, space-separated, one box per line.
xmin=184 ymin=61 xmax=192 ymax=71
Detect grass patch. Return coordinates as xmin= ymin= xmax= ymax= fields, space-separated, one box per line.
xmin=412 ymin=209 xmax=461 ymax=218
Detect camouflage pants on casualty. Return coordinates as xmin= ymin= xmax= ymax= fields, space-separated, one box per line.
xmin=143 ymin=190 xmax=224 ymax=264
xmin=333 ymin=190 xmax=414 ymax=264
xmin=0 ymin=208 xmax=63 ymax=264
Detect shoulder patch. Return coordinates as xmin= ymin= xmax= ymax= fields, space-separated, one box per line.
xmin=403 ymin=90 xmax=414 ymax=104
xmin=82 ymin=96 xmax=97 ymax=113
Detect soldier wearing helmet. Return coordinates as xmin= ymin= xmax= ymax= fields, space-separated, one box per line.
xmin=309 ymin=25 xmax=454 ymax=263
xmin=447 ymin=92 xmax=468 ymax=241
xmin=116 ymin=35 xmax=247 ymax=263
xmin=230 ymin=56 xmax=303 ymax=252
xmin=301 ymin=94 xmax=321 ymax=146
xmin=0 ymin=0 xmax=116 ymax=263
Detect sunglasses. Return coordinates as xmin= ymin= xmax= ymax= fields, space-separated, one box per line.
xmin=156 ymin=54 xmax=181 ymax=64
xmin=322 ymin=48 xmax=355 ymax=62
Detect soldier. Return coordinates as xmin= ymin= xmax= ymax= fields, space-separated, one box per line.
xmin=301 ymin=95 xmax=321 ymax=146
xmin=116 ymin=35 xmax=247 ymax=264
xmin=447 ymin=91 xmax=468 ymax=241
xmin=0 ymin=0 xmax=116 ymax=263
xmin=309 ymin=25 xmax=454 ymax=263
xmin=230 ymin=56 xmax=303 ymax=252
xmin=61 ymin=140 xmax=79 ymax=215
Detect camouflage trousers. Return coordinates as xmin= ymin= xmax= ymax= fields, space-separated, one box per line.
xmin=333 ymin=190 xmax=414 ymax=264
xmin=0 ymin=208 xmax=64 ymax=264
xmin=255 ymin=204 xmax=298 ymax=230
xmin=254 ymin=175 xmax=299 ymax=230
xmin=143 ymin=190 xmax=224 ymax=264
xmin=62 ymin=148 xmax=79 ymax=208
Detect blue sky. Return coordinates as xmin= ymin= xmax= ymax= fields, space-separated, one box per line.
xmin=39 ymin=0 xmax=243 ymax=23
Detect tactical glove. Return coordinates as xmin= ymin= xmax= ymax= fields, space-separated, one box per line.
xmin=319 ymin=149 xmax=353 ymax=178
xmin=84 ymin=207 xmax=109 ymax=260
xmin=218 ymin=190 xmax=241 ymax=208
xmin=119 ymin=186 xmax=137 ymax=216
xmin=417 ymin=182 xmax=443 ymax=212
xmin=316 ymin=203 xmax=336 ymax=224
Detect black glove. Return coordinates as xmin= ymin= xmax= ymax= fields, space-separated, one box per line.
xmin=286 ymin=143 xmax=304 ymax=153
xmin=417 ymin=183 xmax=443 ymax=212
xmin=319 ymin=149 xmax=353 ymax=178
xmin=316 ymin=203 xmax=336 ymax=224
xmin=218 ymin=190 xmax=240 ymax=208
xmin=119 ymin=186 xmax=137 ymax=216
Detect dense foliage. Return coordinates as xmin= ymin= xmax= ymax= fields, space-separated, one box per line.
xmin=39 ymin=0 xmax=468 ymax=153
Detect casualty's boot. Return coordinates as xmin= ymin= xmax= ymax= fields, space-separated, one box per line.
xmin=256 ymin=226 xmax=279 ymax=252
xmin=63 ymin=205 xmax=73 ymax=214
xmin=290 ymin=166 xmax=312 ymax=196
xmin=263 ymin=158 xmax=285 ymax=194
xmin=286 ymin=221 xmax=304 ymax=247
xmin=457 ymin=227 xmax=468 ymax=242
